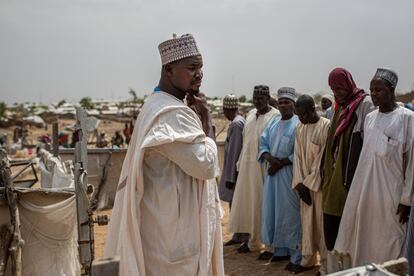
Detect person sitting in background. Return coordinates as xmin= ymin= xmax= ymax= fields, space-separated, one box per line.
xmin=0 ymin=133 xmax=8 ymax=149
xmin=58 ymin=132 xmax=69 ymax=148
xmin=111 ymin=131 xmax=124 ymax=148
xmin=96 ymin=131 xmax=109 ymax=148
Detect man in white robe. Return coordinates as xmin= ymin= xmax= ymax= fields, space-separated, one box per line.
xmin=104 ymin=34 xmax=224 ymax=276
xmin=228 ymin=85 xmax=279 ymax=254
xmin=335 ymin=68 xmax=414 ymax=267
xmin=292 ymin=95 xmax=330 ymax=274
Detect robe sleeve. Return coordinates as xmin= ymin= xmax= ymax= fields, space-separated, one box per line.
xmin=224 ymin=122 xmax=243 ymax=183
xmin=154 ymin=137 xmax=219 ymax=181
xmin=257 ymin=124 xmax=271 ymax=163
xmin=302 ymin=124 xmax=329 ymax=192
xmin=292 ymin=127 xmax=304 ymax=189
xmin=400 ymin=115 xmax=414 ymax=206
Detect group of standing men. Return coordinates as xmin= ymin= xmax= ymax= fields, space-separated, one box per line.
xmin=103 ymin=33 xmax=414 ymax=276
xmin=220 ymin=67 xmax=414 ymax=274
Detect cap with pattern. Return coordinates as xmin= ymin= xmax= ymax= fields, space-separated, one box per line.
xmin=223 ymin=94 xmax=239 ymax=109
xmin=373 ymin=68 xmax=398 ymax=89
xmin=277 ymin=87 xmax=297 ymax=102
xmin=253 ymin=85 xmax=270 ymax=96
xmin=158 ymin=34 xmax=201 ymax=65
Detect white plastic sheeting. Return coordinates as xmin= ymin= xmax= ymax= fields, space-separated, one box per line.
xmin=38 ymin=150 xmax=74 ymax=189
xmin=0 ymin=190 xmax=80 ymax=276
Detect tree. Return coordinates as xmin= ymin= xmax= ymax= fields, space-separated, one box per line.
xmin=28 ymin=104 xmax=36 ymax=115
xmin=79 ymin=97 xmax=94 ymax=110
xmin=57 ymin=100 xmax=66 ymax=108
xmin=116 ymin=101 xmax=126 ymax=113
xmin=10 ymin=103 xmax=29 ymax=118
xmin=129 ymin=88 xmax=137 ymax=101
xmin=0 ymin=102 xmax=6 ymax=119
xmin=238 ymin=95 xmax=247 ymax=103
xmin=128 ymin=88 xmax=144 ymax=105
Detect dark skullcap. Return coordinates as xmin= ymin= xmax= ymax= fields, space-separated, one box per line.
xmin=253 ymin=85 xmax=270 ymax=96
xmin=373 ymin=68 xmax=398 ymax=89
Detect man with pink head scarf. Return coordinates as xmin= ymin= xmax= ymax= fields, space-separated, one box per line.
xmin=320 ymin=68 xmax=375 ymax=273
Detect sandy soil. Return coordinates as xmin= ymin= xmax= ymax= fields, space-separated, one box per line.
xmin=94 ymin=205 xmax=317 ymax=276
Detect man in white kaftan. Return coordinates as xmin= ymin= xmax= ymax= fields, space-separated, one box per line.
xmin=104 ymin=34 xmax=224 ymax=276
xmin=228 ymin=85 xmax=279 ymax=253
xmin=292 ymin=95 xmax=330 ymax=273
xmin=335 ymin=68 xmax=414 ymax=267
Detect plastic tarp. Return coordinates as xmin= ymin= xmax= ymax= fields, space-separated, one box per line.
xmin=39 ymin=151 xmax=74 ymax=189
xmin=0 ymin=191 xmax=80 ymax=276
xmin=22 ymin=116 xmax=45 ymax=127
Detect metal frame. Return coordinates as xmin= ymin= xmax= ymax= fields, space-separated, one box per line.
xmin=10 ymin=160 xmax=38 ymax=188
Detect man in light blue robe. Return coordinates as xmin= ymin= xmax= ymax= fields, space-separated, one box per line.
xmin=258 ymin=87 xmax=303 ymax=273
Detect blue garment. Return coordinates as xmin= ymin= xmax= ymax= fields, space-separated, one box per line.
xmin=258 ymin=115 xmax=301 ymax=264
xmin=325 ymin=107 xmax=334 ymax=120
xmin=274 ymin=248 xmax=301 ymax=265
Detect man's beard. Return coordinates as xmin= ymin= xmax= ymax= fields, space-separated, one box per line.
xmin=187 ymin=87 xmax=200 ymax=95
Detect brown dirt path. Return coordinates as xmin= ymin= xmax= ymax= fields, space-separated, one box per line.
xmin=94 ymin=204 xmax=317 ymax=276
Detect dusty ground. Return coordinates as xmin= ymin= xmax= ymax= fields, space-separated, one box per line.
xmin=94 ymin=205 xmax=317 ymax=276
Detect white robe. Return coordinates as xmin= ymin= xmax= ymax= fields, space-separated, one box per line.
xmin=292 ymin=118 xmax=330 ymax=268
xmin=104 ymin=91 xmax=224 ymax=276
xmin=228 ymin=107 xmax=279 ymax=250
xmin=335 ymin=106 xmax=414 ymax=267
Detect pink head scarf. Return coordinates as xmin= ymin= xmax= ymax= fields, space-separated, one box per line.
xmin=328 ymin=68 xmax=367 ymax=137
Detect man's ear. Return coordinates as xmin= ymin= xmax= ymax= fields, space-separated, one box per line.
xmin=164 ymin=63 xmax=174 ymax=77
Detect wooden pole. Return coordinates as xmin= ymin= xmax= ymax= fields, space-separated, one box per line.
xmin=52 ymin=122 xmax=59 ymax=157
xmin=0 ymin=150 xmax=23 ymax=276
xmin=0 ymin=225 xmax=12 ymax=276
xmin=74 ymin=107 xmax=94 ymax=275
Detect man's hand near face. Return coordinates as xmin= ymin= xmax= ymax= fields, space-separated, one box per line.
xmin=186 ymin=92 xmax=212 ymax=137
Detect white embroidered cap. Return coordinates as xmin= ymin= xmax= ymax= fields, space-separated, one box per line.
xmin=158 ymin=34 xmax=201 ymax=65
